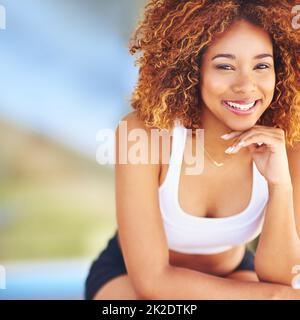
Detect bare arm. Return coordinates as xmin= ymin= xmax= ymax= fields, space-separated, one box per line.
xmin=254 ymin=183 xmax=300 ymax=286
xmin=142 ymin=265 xmax=300 ymax=300
xmin=115 ymin=111 xmax=300 ymax=301
xmin=253 ymin=143 xmax=300 ymax=286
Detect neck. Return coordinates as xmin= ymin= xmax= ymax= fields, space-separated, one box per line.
xmin=197 ymin=106 xmax=250 ymax=160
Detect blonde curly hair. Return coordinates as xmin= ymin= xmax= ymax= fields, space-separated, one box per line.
xmin=128 ymin=0 xmax=300 ymax=148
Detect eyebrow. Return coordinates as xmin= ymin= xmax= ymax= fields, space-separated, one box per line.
xmin=211 ymin=53 xmax=273 ymax=60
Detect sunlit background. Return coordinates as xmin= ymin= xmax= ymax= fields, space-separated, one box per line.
xmin=0 ymin=0 xmax=147 ymax=299
xmin=0 ymin=0 xmax=262 ymax=300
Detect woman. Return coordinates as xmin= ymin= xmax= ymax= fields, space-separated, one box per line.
xmin=85 ymin=0 xmax=300 ymax=299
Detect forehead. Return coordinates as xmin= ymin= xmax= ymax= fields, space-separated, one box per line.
xmin=203 ymin=20 xmax=273 ymax=57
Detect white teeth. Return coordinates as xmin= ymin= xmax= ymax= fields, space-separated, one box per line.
xmin=225 ymin=100 xmax=256 ymax=110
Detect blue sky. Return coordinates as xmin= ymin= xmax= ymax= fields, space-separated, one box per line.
xmin=0 ymin=0 xmax=142 ymax=158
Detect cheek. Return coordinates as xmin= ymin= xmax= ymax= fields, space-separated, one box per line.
xmin=259 ymin=74 xmax=276 ymax=96
xmin=201 ymin=73 xmax=227 ymax=98
xmin=260 ymin=69 xmax=276 ymax=87
xmin=256 ymin=74 xmax=276 ymax=108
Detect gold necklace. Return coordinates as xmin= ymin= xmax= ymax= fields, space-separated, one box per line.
xmin=200 ymin=144 xmax=225 ymax=167
xmin=189 ymin=126 xmax=228 ymax=167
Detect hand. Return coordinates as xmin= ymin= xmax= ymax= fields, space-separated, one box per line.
xmin=221 ymin=125 xmax=292 ymax=187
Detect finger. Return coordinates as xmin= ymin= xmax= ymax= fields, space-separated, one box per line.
xmin=220 ymin=131 xmax=243 ymax=140
xmin=231 ymin=129 xmax=281 ymax=148
xmin=228 ymin=133 xmax=279 ymax=154
xmin=221 ymin=127 xmax=271 ymax=141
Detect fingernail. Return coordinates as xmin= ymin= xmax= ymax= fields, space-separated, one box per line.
xmin=237 ymin=140 xmax=245 ymax=147
xmin=225 ymin=146 xmax=235 ymax=154
xmin=221 ymin=132 xmax=235 ymax=140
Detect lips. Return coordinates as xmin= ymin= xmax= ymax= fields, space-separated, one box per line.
xmin=222 ymin=99 xmax=261 ymax=115
xmin=224 ymin=99 xmax=260 ymax=105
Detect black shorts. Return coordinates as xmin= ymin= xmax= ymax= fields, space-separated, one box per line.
xmin=84 ymin=229 xmax=256 ymax=300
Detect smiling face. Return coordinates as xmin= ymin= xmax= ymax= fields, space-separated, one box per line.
xmin=199 ymin=19 xmax=276 ymax=132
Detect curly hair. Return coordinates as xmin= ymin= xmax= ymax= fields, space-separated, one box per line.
xmin=128 ymin=0 xmax=300 ymax=148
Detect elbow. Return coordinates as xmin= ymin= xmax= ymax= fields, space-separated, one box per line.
xmin=138 ymin=279 xmax=164 ymax=300
xmin=137 ymin=286 xmax=157 ymax=300
xmin=255 ymin=268 xmax=295 ymax=287
xmin=133 ymin=280 xmax=157 ymax=300
xmin=132 ymin=267 xmax=169 ymax=300
xmin=254 ymin=253 xmax=299 ymax=287
xmin=254 ymin=237 xmax=300 ymax=286
xmin=254 ymin=256 xmax=281 ymax=284
xmin=139 ymin=267 xmax=171 ymax=300
xmin=254 ymin=253 xmax=273 ymax=282
xmin=131 ymin=280 xmax=153 ymax=300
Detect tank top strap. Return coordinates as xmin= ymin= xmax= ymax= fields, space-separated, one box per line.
xmin=167 ymin=120 xmax=187 ymax=181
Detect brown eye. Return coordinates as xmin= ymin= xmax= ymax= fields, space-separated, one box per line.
xmin=216 ymin=64 xmax=234 ymax=70
xmin=255 ymin=63 xmax=270 ymax=70
xmin=216 ymin=64 xmax=270 ymax=71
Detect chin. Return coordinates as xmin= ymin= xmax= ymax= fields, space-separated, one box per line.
xmin=224 ymin=121 xmax=257 ymax=132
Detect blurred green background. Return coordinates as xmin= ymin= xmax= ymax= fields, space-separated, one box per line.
xmin=0 ymin=0 xmax=259 ymax=299
xmin=0 ymin=0 xmax=147 ymax=299
xmin=0 ymin=119 xmax=116 ymax=262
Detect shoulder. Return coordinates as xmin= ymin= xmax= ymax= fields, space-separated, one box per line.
xmin=116 ymin=111 xmax=172 ymax=166
xmin=117 ymin=111 xmax=156 ymax=142
xmin=116 ymin=111 xmax=154 ymax=149
xmin=119 ymin=110 xmax=147 ymax=130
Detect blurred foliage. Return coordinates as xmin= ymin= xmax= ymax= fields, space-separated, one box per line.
xmin=0 ymin=119 xmax=117 ymax=261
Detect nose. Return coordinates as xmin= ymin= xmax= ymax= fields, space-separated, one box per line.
xmin=231 ymin=71 xmax=257 ymax=94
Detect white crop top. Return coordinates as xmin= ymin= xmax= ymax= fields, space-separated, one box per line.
xmin=158 ymin=121 xmax=269 ymax=254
